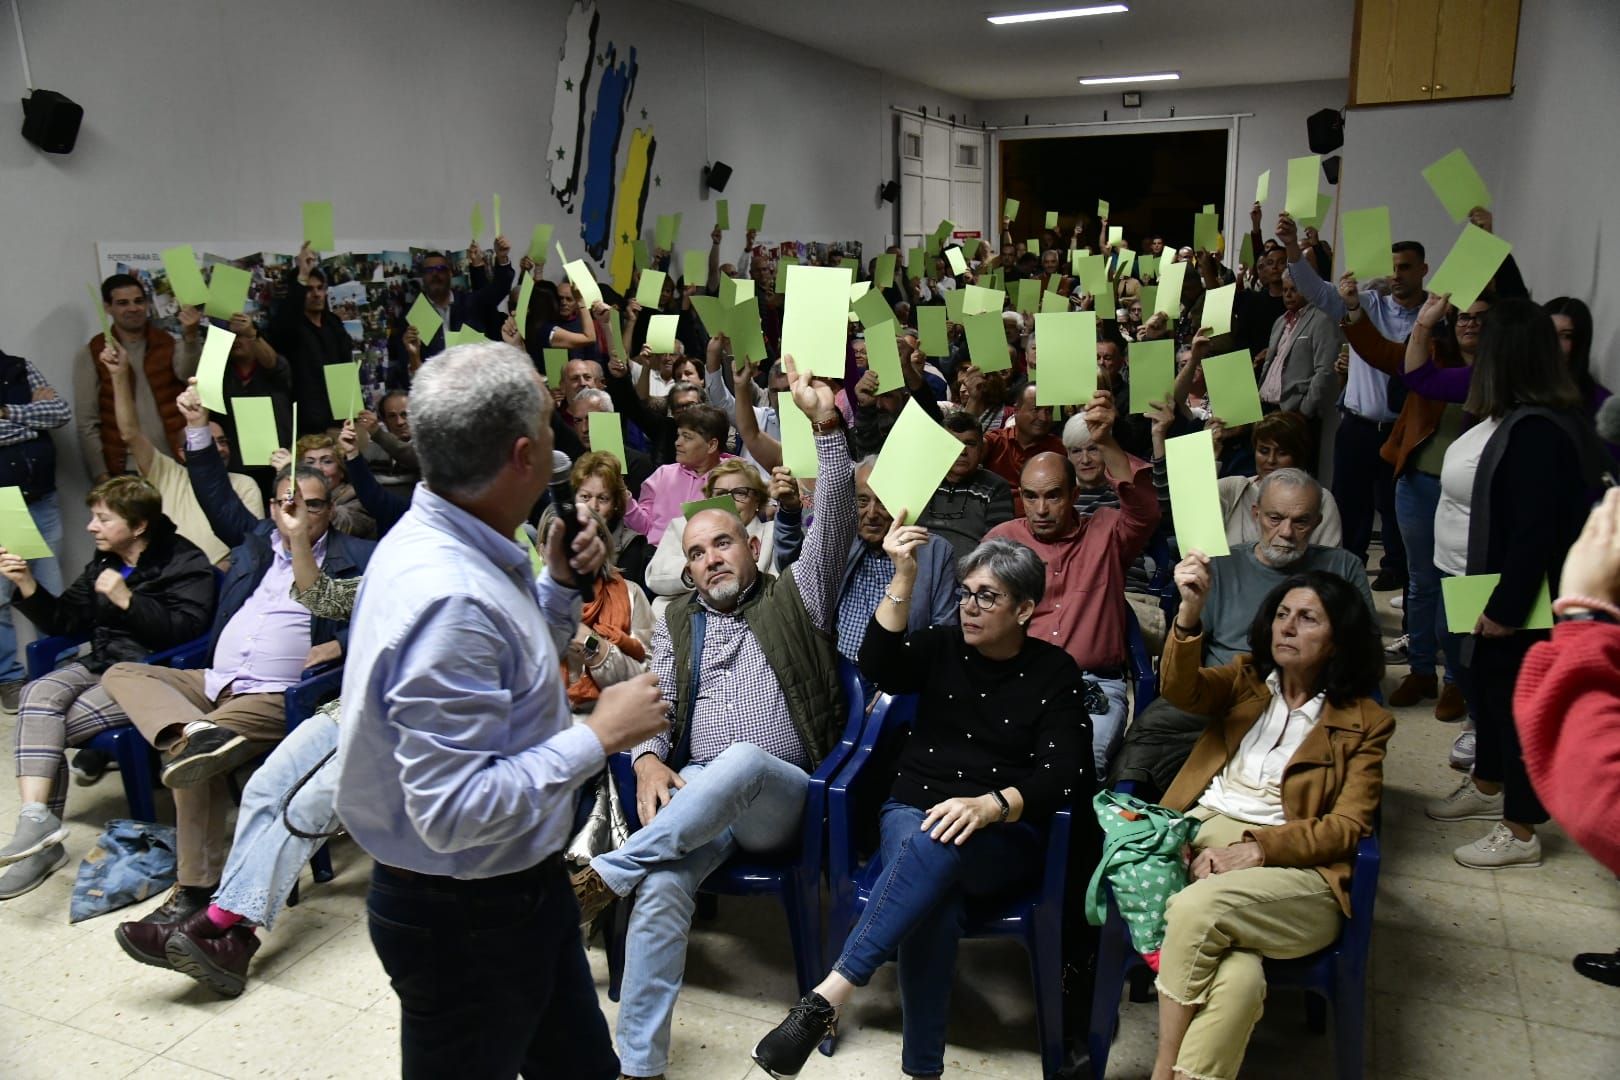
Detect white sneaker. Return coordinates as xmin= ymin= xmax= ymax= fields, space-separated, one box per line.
xmin=1390 ymin=593 xmax=1405 ymax=611
xmin=1425 ymin=777 xmax=1503 ymax=821
xmin=1449 ymin=729 xmax=1476 ymax=772
xmin=1383 ymin=634 xmax=1411 ymax=662
xmin=1455 ymin=822 xmax=1542 ymax=869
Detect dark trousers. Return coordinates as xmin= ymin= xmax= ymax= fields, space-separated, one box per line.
xmin=367 ymin=859 xmax=619 ymax=1080
xmin=1332 ymin=411 xmax=1406 ymax=572
xmin=1467 ymin=635 xmax=1549 ymax=825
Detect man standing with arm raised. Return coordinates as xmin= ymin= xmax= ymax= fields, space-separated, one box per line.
xmin=335 ymin=341 xmax=669 ymax=1080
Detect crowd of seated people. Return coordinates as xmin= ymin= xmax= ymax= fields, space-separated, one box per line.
xmin=0 ymin=187 xmax=1613 ymax=1080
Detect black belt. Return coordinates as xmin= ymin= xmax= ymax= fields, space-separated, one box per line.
xmin=1086 ymin=666 xmax=1128 ymax=682
xmin=376 ymin=852 xmax=563 ymax=893
xmin=1339 ymin=408 xmax=1395 ymax=434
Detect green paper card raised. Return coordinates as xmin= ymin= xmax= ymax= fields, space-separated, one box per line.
xmin=944 ymin=288 xmax=967 ymax=324
xmin=324 ymin=361 xmax=362 ymax=420
xmin=865 ymin=322 xmax=905 ymax=394
xmin=654 ymin=215 xmax=675 ymax=251
xmin=1155 ymin=260 xmax=1187 ymax=318
xmin=633 ymin=239 xmax=652 ymax=271
xmin=715 ymin=199 xmax=730 ymax=231
xmin=682 ymin=250 xmax=709 ymax=289
xmin=780 ymin=264 xmax=852 ymax=378
xmin=1138 ymin=285 xmax=1158 ymax=317
xmin=1098 ymin=199 xmax=1110 ymax=217
xmin=962 ymin=284 xmax=1005 ymax=317
xmin=446 ymin=325 xmax=487 ymax=348
xmin=1164 ymin=430 xmax=1230 ymax=557
xmin=681 ymin=495 xmax=739 ymax=521
xmin=944 ymin=246 xmax=967 ymax=276
xmin=470 ymin=201 xmax=484 ymax=244
xmin=635 ymin=269 xmax=667 ymax=308
xmin=1202 ymin=283 xmax=1236 ymax=336
xmin=853 ymin=288 xmax=894 ymax=331
xmin=875 ymin=253 xmax=897 ymax=288
xmin=1129 ymin=340 xmax=1176 ymax=414
xmin=1422 ymin=148 xmax=1492 ymax=224
xmin=0 ymin=486 xmax=53 ymax=559
xmin=1426 ymin=223 xmax=1513 ymax=310
xmin=1193 ymin=213 xmax=1219 ymax=253
xmin=1004 ymin=197 xmax=1020 ymax=219
xmin=689 ymin=295 xmax=729 ymax=340
xmin=302 ymin=201 xmax=334 ymax=251
xmin=542 ymin=348 xmax=568 ymax=389
xmin=746 ymin=203 xmax=766 ymax=231
xmin=528 ymin=224 xmax=554 ymax=263
xmin=588 ymin=412 xmax=629 ymax=473
xmin=1044 ymin=211 xmax=1058 ymax=229
xmin=196 ymin=326 xmax=235 ymax=413
xmin=1255 ymin=170 xmax=1270 ymax=205
xmin=1108 ymin=226 xmax=1124 ymax=248
xmin=1034 ymin=311 xmax=1096 ymax=407
xmin=515 ymin=274 xmax=536 ymax=336
xmin=867 ymin=399 xmax=958 ymax=524
xmin=204 ymin=265 xmax=251 ymax=320
xmin=1202 ymin=349 xmax=1263 ymax=426
xmin=775 ymin=255 xmax=798 ymax=293
xmin=646 ymin=314 xmax=679 ymax=354
xmin=719 ymin=274 xmax=754 ymax=308
xmin=1441 ymin=573 xmax=1553 ymax=634
xmin=1040 ymin=290 xmax=1069 ymax=314
xmin=158 ymin=245 xmax=204 ymax=308
xmin=918 ymin=306 xmax=948 ymax=357
xmin=564 ymin=260 xmax=603 ymax=307
xmin=729 ymin=296 xmax=768 ymax=364
xmin=963 ymin=311 xmax=1010 ymax=372
xmin=907 ymin=247 xmax=925 ymax=279
xmin=1238 ymin=233 xmax=1255 ymax=270
xmin=1015 ymin=278 xmax=1043 ymax=315
xmin=1341 ymin=206 xmax=1393 ymax=281
xmin=233 ymin=397 xmax=280 ymax=467
xmin=407 ymin=294 xmax=443 ymax=345
xmin=492 ymin=193 xmax=502 ymax=239
xmin=779 ymin=400 xmax=819 ymax=479
xmin=1285 ymin=154 xmax=1321 ymax=219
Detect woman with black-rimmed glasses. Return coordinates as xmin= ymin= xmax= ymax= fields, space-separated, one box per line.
xmin=752 ymin=533 xmax=1089 ymax=1080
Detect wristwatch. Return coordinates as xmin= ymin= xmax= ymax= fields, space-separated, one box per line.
xmin=809 ymin=412 xmax=843 ymax=436
xmin=988 ymin=789 xmax=1010 ymax=823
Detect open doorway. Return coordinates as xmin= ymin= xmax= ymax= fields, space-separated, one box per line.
xmin=1000 ymin=128 xmax=1230 ymax=252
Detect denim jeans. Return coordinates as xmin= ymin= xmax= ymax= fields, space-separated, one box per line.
xmin=1436 ymin=572 xmax=1475 ymax=722
xmin=1332 ymin=414 xmax=1405 ymax=571
xmin=0 ymin=491 xmax=64 ymax=683
xmin=1394 ymin=472 xmax=1448 ymax=680
xmin=367 ymin=859 xmax=618 ymax=1080
xmin=1088 ymin=673 xmax=1130 ymax=776
xmin=213 ymin=712 xmax=339 ymax=930
xmin=833 ymin=800 xmax=1043 ymax=1077
xmin=591 ymin=742 xmax=809 ymax=1077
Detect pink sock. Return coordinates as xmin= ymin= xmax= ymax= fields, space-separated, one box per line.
xmin=205 ymin=904 xmax=243 ymax=930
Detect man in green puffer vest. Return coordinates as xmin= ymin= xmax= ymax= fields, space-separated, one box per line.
xmin=570 ymin=359 xmax=855 ymax=1080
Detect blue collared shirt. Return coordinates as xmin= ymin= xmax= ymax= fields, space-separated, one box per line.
xmin=334 ymin=484 xmax=603 ymax=878
xmin=1289 ymin=254 xmax=1421 ymax=422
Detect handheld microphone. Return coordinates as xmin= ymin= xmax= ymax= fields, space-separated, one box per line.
xmin=548 ymin=450 xmax=594 ymax=602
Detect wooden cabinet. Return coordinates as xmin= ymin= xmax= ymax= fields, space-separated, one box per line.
xmin=1349 ymin=0 xmax=1521 ymax=106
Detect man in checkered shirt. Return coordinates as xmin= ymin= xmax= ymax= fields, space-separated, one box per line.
xmin=570 ymin=360 xmax=855 ymax=1080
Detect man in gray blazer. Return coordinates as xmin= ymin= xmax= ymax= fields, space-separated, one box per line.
xmin=1258 ymin=273 xmax=1343 ymax=421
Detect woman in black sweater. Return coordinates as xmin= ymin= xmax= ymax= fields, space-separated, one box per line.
xmin=753 ymin=532 xmax=1089 ymax=1079
xmin=0 ymin=477 xmax=215 ymax=895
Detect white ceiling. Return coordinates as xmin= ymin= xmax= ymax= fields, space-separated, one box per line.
xmin=681 ymin=0 xmax=1354 ymax=101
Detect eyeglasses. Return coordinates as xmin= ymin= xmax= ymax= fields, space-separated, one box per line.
xmin=714 ymin=487 xmax=761 ymax=502
xmin=1454 ymin=311 xmax=1486 ymax=325
xmin=296 ymin=499 xmax=331 ymax=513
xmin=954 ymin=586 xmax=1007 ymax=611
xmin=422 ymin=264 xmax=450 ymax=274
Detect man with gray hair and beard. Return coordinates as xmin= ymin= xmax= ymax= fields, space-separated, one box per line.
xmin=568 ymin=356 xmax=855 ymax=1080
xmin=336 ymin=341 xmax=670 ymax=1079
xmin=1110 ymin=468 xmax=1375 ymax=795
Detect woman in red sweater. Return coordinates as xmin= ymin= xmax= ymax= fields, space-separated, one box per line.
xmin=1515 ymin=486 xmax=1620 ymax=987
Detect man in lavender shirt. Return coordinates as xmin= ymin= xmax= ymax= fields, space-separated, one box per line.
xmin=102 ymin=380 xmax=374 ymax=931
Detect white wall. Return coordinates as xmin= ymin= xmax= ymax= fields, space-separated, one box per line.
xmin=0 ymin=0 xmax=968 ymax=569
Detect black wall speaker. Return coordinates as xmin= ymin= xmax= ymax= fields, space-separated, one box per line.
xmin=1306 ymin=107 xmax=1343 ymax=154
xmin=21 ymin=89 xmax=82 ymax=154
xmin=1323 ymin=155 xmax=1342 ymax=185
xmin=704 ymin=160 xmax=732 ymax=192
xmin=879 ymin=180 xmax=900 ymax=203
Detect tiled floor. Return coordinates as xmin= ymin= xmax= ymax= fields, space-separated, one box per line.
xmin=1 ymin=585 xmax=1617 ymax=1079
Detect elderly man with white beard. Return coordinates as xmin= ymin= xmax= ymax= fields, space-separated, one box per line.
xmin=1108 ymin=468 xmax=1376 ymax=795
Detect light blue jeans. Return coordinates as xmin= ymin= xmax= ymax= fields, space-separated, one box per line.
xmin=1395 ymin=472 xmax=1451 ymax=682
xmin=1089 ymin=673 xmax=1130 ymax=776
xmin=591 ymin=742 xmax=809 ymax=1077
xmin=0 ymin=491 xmax=64 ymax=683
xmin=212 ymin=712 xmax=339 ymax=930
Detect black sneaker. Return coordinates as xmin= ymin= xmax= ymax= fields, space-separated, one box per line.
xmin=1370 ymin=567 xmax=1408 ymax=592
xmin=70 ymin=748 xmax=115 ymax=785
xmin=160 ymin=726 xmax=258 ymax=789
xmin=752 ymin=992 xmax=837 ymax=1077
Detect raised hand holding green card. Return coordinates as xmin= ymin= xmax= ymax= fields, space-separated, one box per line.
xmin=0 ymin=487 xmax=53 ymax=559
xmin=205 ymin=265 xmax=252 ymax=320
xmin=646 ymin=314 xmax=679 ymax=354
xmin=1201 ymin=283 xmax=1236 ymax=336
xmin=1422 ymin=148 xmax=1492 ymax=223
xmin=324 ymin=361 xmax=362 ymax=421
xmin=1163 ymin=431 xmax=1230 ymax=557
xmin=780 ymin=265 xmax=852 ymax=378
xmin=1033 ymin=311 xmax=1096 ymax=407
xmin=302 ymin=201 xmax=334 ymax=251
xmin=233 ymin=397 xmax=280 ymax=467
xmin=1341 ymin=207 xmax=1393 ymax=281
xmin=588 ymin=412 xmax=629 ymax=473
xmin=1202 ymin=349 xmax=1263 ymax=426
xmin=864 ymin=322 xmax=905 ymax=394
xmin=196 ymin=326 xmax=235 ymax=413
xmin=1285 ymin=155 xmax=1321 ymax=219
xmin=682 ymin=250 xmax=709 ymax=289
xmin=917 ymin=306 xmax=948 ymax=357
xmin=963 ymin=311 xmax=1011 ymax=372
xmin=1129 ymin=340 xmax=1177 ymax=414
xmin=407 ymin=294 xmax=443 ymax=346
xmin=747 ymin=203 xmax=766 ymax=231
xmin=867 ymin=400 xmax=960 ymax=525
xmin=635 ymin=269 xmax=667 ymax=308
xmin=1426 ymin=224 xmax=1512 ymax=310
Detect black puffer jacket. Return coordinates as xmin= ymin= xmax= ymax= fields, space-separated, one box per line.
xmin=13 ymin=512 xmax=216 ymax=673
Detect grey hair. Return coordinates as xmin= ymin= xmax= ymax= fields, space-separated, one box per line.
xmin=274 ymin=464 xmax=332 ymax=497
xmin=572 ymin=388 xmax=613 ymax=411
xmin=1256 ymin=466 xmax=1323 ymax=510
xmin=411 ymin=342 xmax=544 ymax=498
xmin=668 ymin=379 xmax=707 ymax=402
xmin=957 ymin=538 xmax=1046 ymax=608
xmin=1060 ymin=411 xmax=1094 ymax=451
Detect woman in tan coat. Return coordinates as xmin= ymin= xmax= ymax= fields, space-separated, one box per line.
xmin=1149 ymin=560 xmax=1392 ymax=1080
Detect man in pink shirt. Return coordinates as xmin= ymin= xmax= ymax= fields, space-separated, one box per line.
xmin=986 ymin=390 xmax=1159 ymax=771
xmin=624 ymin=404 xmax=733 ymax=541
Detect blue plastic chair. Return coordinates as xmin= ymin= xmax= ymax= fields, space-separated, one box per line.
xmin=824 ymin=691 xmax=1073 ymax=1076
xmin=1143 ymin=531 xmax=1180 ymax=625
xmin=602 ymin=658 xmax=867 ymax=1003
xmin=1087 ymin=831 xmax=1382 ymax=1079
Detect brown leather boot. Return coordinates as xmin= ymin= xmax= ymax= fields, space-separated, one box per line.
xmin=1388 ymin=672 xmax=1439 ymax=707
xmin=164 ymin=909 xmax=260 ymax=997
xmin=1434 ymin=682 xmax=1468 ymax=722
xmin=570 ymin=864 xmax=619 ymax=926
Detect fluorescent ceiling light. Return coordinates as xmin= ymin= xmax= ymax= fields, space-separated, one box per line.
xmin=988 ymin=5 xmax=1129 ymax=25
xmin=1078 ymin=71 xmax=1181 ymax=85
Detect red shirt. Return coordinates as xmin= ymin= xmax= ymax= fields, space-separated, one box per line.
xmin=981 ymin=426 xmax=1065 ymax=515
xmin=1514 ymin=621 xmax=1620 ymax=875
xmin=986 ymin=465 xmax=1160 ymax=671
